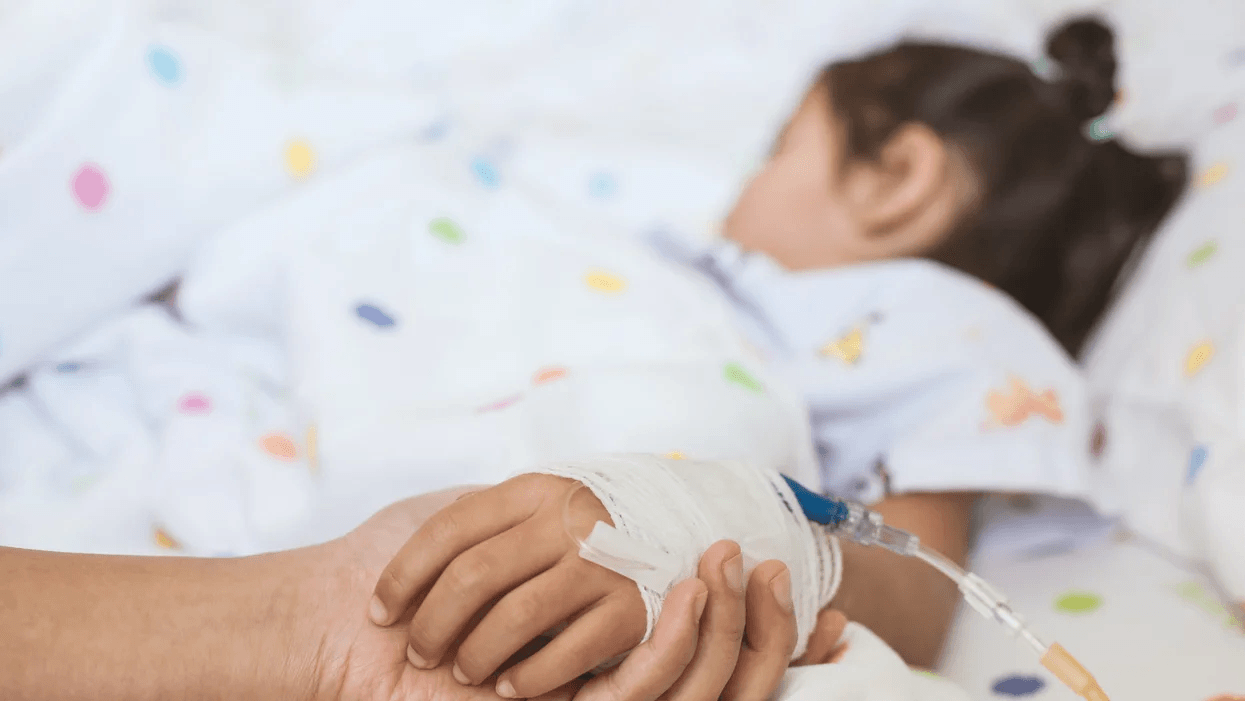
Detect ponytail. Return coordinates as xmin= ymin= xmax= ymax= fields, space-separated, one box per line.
xmin=1010 ymin=19 xmax=1188 ymax=355
xmin=822 ymin=16 xmax=1188 ymax=356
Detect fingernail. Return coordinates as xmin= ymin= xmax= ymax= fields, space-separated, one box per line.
xmin=723 ymin=554 xmax=744 ymax=592
xmin=496 ymin=678 xmax=518 ymax=698
xmin=368 ymin=596 xmax=388 ymax=625
xmin=452 ymin=664 xmax=471 ymax=686
xmin=770 ymin=569 xmax=793 ymax=613
xmin=406 ymin=645 xmax=431 ymax=669
xmin=693 ymin=590 xmax=709 ymax=622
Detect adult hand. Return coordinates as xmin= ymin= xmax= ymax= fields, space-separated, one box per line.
xmin=305 ymin=489 xmax=805 ymax=701
xmin=541 ymin=540 xmax=803 ymax=701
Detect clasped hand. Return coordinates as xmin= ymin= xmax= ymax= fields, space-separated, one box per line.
xmin=366 ymin=474 xmax=825 ymax=701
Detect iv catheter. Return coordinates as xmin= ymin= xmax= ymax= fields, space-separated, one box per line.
xmin=781 ymin=476 xmax=1111 ymax=701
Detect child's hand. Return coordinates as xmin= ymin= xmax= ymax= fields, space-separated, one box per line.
xmin=369 ymin=473 xmax=650 ymax=698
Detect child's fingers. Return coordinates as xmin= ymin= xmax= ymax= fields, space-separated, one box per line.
xmin=571 ymin=577 xmax=708 ymax=701
xmin=454 ymin=561 xmax=636 ymax=686
xmin=493 ymin=588 xmax=647 ymax=698
xmin=793 ymin=607 xmax=849 ymax=666
xmin=662 ymin=540 xmax=747 ymax=701
xmin=720 ymin=560 xmax=798 ymax=701
xmin=407 ymin=516 xmax=568 ymax=669
xmin=371 ymin=477 xmax=545 ymax=626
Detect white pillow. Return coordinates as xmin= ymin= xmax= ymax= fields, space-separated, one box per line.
xmin=0 ymin=0 xmax=434 ymax=383
xmin=1015 ymin=0 xmax=1245 ymax=149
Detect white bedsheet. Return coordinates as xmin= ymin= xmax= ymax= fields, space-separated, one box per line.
xmin=0 ymin=95 xmax=967 ymax=701
xmin=3 ymin=1 xmax=1243 ymax=699
xmin=941 ymin=525 xmax=1245 ymax=701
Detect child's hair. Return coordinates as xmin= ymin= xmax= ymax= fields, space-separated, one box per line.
xmin=820 ymin=16 xmax=1187 ymax=356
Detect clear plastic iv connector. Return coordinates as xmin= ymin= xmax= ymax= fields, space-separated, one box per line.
xmin=817 ymin=497 xmax=1052 ymax=653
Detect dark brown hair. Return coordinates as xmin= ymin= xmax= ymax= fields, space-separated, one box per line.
xmin=821 ymin=17 xmax=1187 ymax=356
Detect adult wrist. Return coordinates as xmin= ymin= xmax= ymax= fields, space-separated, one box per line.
xmin=234 ymin=547 xmax=339 ymax=701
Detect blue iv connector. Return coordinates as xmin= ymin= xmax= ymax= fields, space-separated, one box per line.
xmin=780 ymin=474 xmax=920 ymax=556
xmin=781 ymin=474 xmax=851 ymax=526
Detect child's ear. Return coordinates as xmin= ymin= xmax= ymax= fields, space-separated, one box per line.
xmin=845 ymin=123 xmax=955 ymax=251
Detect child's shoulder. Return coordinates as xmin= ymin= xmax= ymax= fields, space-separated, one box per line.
xmin=848 ymin=259 xmax=1078 ymax=376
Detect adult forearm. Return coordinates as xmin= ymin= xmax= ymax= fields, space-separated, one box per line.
xmin=0 ymin=546 xmax=325 ymax=701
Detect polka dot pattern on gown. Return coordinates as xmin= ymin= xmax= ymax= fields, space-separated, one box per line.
xmin=261 ymin=432 xmax=299 ymax=461
xmin=666 ymin=451 xmax=686 ymax=460
xmin=1054 ymin=591 xmax=1103 ymax=614
xmin=477 ymin=394 xmax=522 ymax=413
xmin=533 ymin=367 xmax=568 ymax=385
xmin=588 ymin=172 xmax=617 ymax=197
xmin=355 ymin=302 xmax=397 ymax=328
xmin=991 ymin=675 xmax=1045 ymax=696
xmin=146 ymin=45 xmax=182 ymax=85
xmin=177 ymin=392 xmax=212 ymax=415
xmin=154 ymin=527 xmax=181 ymax=550
xmin=429 ymin=217 xmax=466 ymax=245
xmin=423 ymin=120 xmax=449 ymax=141
xmin=284 ymin=139 xmax=316 ymax=178
xmin=724 ymin=362 xmax=764 ymax=393
xmin=584 ymin=270 xmax=626 ymax=293
xmin=1188 ymin=241 xmax=1218 ymax=268
xmin=1172 ymin=580 xmax=1242 ymax=628
xmin=55 ymin=362 xmax=81 ymax=373
xmin=1215 ymin=103 xmax=1238 ymax=125
xmin=1198 ymin=162 xmax=1230 ymax=188
xmin=1184 ymin=341 xmax=1215 ymax=377
xmin=71 ymin=163 xmax=110 ymax=210
xmin=472 ymin=157 xmax=500 ymax=188
xmin=1187 ymin=445 xmax=1209 ymax=484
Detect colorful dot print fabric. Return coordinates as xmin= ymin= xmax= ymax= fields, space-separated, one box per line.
xmin=146 ymin=46 xmax=182 ymax=85
xmin=938 ymin=521 xmax=1245 ymax=701
xmin=1079 ymin=86 xmax=1245 ymax=635
xmin=647 ymin=229 xmax=1096 ymax=518
xmin=0 ymin=0 xmax=432 ymax=384
xmin=70 ymin=164 xmax=110 ymax=211
xmin=5 ymin=4 xmax=1245 ymax=699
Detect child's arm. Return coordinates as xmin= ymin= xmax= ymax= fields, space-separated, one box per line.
xmin=827 ymin=491 xmax=977 ymax=668
xmin=369 ymin=473 xmax=645 ymax=693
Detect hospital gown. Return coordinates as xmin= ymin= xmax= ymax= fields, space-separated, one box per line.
xmin=649 ymin=230 xmax=1106 ymax=509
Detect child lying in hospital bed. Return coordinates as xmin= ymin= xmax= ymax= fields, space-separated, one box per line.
xmin=365 ymin=16 xmax=1187 ymax=700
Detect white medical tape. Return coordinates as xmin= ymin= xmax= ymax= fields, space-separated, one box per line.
xmin=522 ymin=454 xmax=842 ymax=660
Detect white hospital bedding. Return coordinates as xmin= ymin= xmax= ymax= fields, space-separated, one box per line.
xmin=2 ymin=0 xmax=1244 ymax=698
xmin=942 ymin=523 xmax=1245 ymax=701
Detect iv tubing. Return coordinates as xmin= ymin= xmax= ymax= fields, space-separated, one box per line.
xmin=561 ymin=470 xmax=1111 ymax=701
xmin=778 ymin=476 xmax=1109 ymax=701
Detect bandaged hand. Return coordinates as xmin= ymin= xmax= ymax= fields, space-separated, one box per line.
xmin=369 ymin=473 xmax=802 ymax=701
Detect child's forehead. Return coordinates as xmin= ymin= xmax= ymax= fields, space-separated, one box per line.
xmin=774 ymin=86 xmax=832 ymax=149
